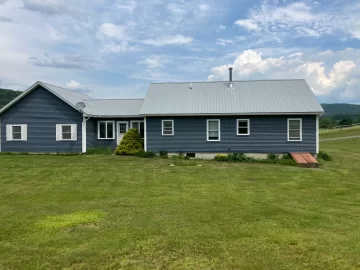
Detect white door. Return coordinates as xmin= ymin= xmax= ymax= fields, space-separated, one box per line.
xmin=117 ymin=122 xmax=128 ymax=144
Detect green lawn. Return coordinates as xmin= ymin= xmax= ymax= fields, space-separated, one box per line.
xmin=320 ymin=125 xmax=360 ymax=139
xmin=1 ymin=140 xmax=360 ymax=269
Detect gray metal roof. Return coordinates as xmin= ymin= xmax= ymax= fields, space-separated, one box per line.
xmin=140 ymin=79 xmax=324 ymax=115
xmin=83 ymin=99 xmax=144 ymax=117
xmin=0 ymin=81 xmax=91 ymax=115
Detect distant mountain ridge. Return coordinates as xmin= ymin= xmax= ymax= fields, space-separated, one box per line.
xmin=0 ymin=88 xmax=359 ymax=116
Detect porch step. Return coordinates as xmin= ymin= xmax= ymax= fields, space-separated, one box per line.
xmin=290 ymin=153 xmax=319 ymax=168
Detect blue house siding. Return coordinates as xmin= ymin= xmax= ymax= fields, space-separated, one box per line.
xmin=146 ymin=115 xmax=317 ymax=153
xmin=0 ymin=86 xmax=82 ymax=153
xmin=86 ymin=118 xmax=144 ymax=149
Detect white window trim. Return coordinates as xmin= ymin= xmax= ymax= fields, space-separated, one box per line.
xmin=130 ymin=120 xmax=144 ymax=129
xmin=56 ymin=124 xmax=77 ymax=141
xmin=287 ymin=118 xmax=302 ymax=142
xmin=97 ymin=121 xmax=115 ymax=140
xmin=237 ymin=119 xmax=250 ymax=136
xmin=6 ymin=124 xmax=27 ymax=141
xmin=162 ymin=120 xmax=174 ymax=136
xmin=207 ymin=119 xmax=220 ymax=142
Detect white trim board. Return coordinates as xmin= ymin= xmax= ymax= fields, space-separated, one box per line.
xmin=144 ymin=117 xmax=147 ymax=151
xmin=316 ymin=115 xmax=319 ymax=154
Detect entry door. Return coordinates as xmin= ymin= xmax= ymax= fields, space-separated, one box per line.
xmin=117 ymin=122 xmax=128 ymax=144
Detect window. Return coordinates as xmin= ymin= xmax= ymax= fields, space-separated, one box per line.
xmin=288 ymin=118 xmax=302 ymax=141
xmin=98 ymin=121 xmax=115 ymax=139
xmin=56 ymin=124 xmax=77 ymax=141
xmin=237 ymin=119 xmax=250 ymax=135
xmin=207 ymin=119 xmax=220 ymax=141
xmin=162 ymin=120 xmax=174 ymax=136
xmin=118 ymin=123 xmax=127 ymax=134
xmin=131 ymin=121 xmax=144 ymax=138
xmin=6 ymin=124 xmax=27 ymax=141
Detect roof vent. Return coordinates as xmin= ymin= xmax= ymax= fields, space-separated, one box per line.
xmin=189 ymin=82 xmax=193 ymax=89
xmin=228 ymin=67 xmax=233 ymax=82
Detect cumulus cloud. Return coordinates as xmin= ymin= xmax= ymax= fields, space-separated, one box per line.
xmin=216 ymin=25 xmax=226 ymax=32
xmin=65 ymin=80 xmax=93 ymax=93
xmin=234 ymin=1 xmax=360 ymax=39
xmin=143 ymin=35 xmax=193 ymax=46
xmin=208 ymin=49 xmax=357 ymax=97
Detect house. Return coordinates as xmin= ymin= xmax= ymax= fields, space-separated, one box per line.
xmin=0 ymin=69 xmax=324 ymax=157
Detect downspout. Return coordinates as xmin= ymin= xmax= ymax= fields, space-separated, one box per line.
xmin=144 ymin=116 xmax=147 ymax=151
xmin=82 ymin=114 xmax=91 ymax=153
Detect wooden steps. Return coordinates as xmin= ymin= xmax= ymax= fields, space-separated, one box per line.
xmin=290 ymin=153 xmax=319 ymax=168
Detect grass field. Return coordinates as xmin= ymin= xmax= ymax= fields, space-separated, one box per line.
xmin=320 ymin=125 xmax=360 ymax=139
xmin=1 ymin=139 xmax=360 ymax=269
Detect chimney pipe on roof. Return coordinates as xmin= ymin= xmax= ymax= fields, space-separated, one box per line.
xmin=229 ymin=67 xmax=233 ymax=82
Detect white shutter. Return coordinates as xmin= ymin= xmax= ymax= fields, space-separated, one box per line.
xmin=56 ymin=124 xmax=62 ymax=141
xmin=6 ymin=125 xmax=12 ymax=141
xmin=21 ymin=124 xmax=27 ymax=141
xmin=71 ymin=124 xmax=77 ymax=141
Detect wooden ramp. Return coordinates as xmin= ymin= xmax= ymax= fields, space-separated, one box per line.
xmin=290 ymin=153 xmax=319 ymax=168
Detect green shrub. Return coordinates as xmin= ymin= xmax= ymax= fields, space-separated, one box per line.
xmin=86 ymin=147 xmax=113 ymax=155
xmin=136 ymin=150 xmax=156 ymax=158
xmin=267 ymin=153 xmax=280 ymax=160
xmin=282 ymin=153 xmax=293 ymax=160
xmin=214 ymin=154 xmax=229 ymax=162
xmin=318 ymin=151 xmax=333 ymax=161
xmin=159 ymin=151 xmax=169 ymax=159
xmin=115 ymin=128 xmax=144 ymax=156
xmin=228 ymin=153 xmax=253 ymax=162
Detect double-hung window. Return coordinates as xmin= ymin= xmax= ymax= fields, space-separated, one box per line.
xmin=237 ymin=119 xmax=250 ymax=135
xmin=98 ymin=121 xmax=115 ymax=139
xmin=288 ymin=118 xmax=302 ymax=141
xmin=207 ymin=119 xmax=220 ymax=141
xmin=162 ymin=120 xmax=174 ymax=136
xmin=6 ymin=124 xmax=27 ymax=141
xmin=56 ymin=124 xmax=77 ymax=141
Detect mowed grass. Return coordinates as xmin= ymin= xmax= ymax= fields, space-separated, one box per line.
xmin=1 ymin=140 xmax=360 ymax=269
xmin=320 ymin=125 xmax=360 ymax=139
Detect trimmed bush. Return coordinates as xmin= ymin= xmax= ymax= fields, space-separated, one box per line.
xmin=115 ymin=128 xmax=144 ymax=156
xmin=214 ymin=154 xmax=229 ymax=162
xmin=136 ymin=150 xmax=156 ymax=158
xmin=228 ymin=153 xmax=253 ymax=162
xmin=318 ymin=151 xmax=333 ymax=161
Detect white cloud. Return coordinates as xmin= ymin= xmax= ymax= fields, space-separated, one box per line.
xmin=97 ymin=23 xmax=131 ymax=41
xmin=116 ymin=0 xmax=137 ymax=13
xmin=65 ymin=80 xmax=92 ymax=93
xmin=198 ymin=4 xmax=210 ymax=13
xmin=138 ymin=55 xmax=171 ymax=68
xmin=234 ymin=1 xmax=360 ymax=39
xmin=216 ymin=25 xmax=226 ymax=32
xmin=216 ymin=39 xmax=234 ymax=46
xmin=143 ymin=34 xmax=193 ymax=46
xmin=22 ymin=0 xmax=68 ymax=15
xmin=208 ymin=49 xmax=357 ymax=97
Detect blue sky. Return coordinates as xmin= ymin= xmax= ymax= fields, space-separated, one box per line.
xmin=0 ymin=0 xmax=360 ymax=103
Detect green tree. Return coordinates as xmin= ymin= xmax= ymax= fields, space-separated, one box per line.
xmin=115 ymin=128 xmax=144 ymax=155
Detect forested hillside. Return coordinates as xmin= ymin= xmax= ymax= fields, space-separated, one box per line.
xmin=0 ymin=89 xmax=22 ymax=108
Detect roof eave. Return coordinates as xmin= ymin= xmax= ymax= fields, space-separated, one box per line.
xmin=139 ymin=112 xmax=325 ymax=116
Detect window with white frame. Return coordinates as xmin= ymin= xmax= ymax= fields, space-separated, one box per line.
xmin=56 ymin=124 xmax=77 ymax=141
xmin=207 ymin=119 xmax=220 ymax=141
xmin=237 ymin=119 xmax=250 ymax=135
xmin=98 ymin=121 xmax=115 ymax=139
xmin=288 ymin=119 xmax=302 ymax=141
xmin=6 ymin=124 xmax=27 ymax=141
xmin=162 ymin=120 xmax=174 ymax=136
xmin=131 ymin=121 xmax=144 ymax=138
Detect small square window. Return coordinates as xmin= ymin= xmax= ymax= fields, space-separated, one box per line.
xmin=237 ymin=119 xmax=250 ymax=135
xmin=56 ymin=124 xmax=76 ymax=141
xmin=6 ymin=124 xmax=27 ymax=141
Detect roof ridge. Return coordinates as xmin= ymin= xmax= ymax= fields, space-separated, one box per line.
xmin=150 ymin=79 xmax=306 ymax=84
xmin=39 ymin=81 xmax=92 ymax=98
